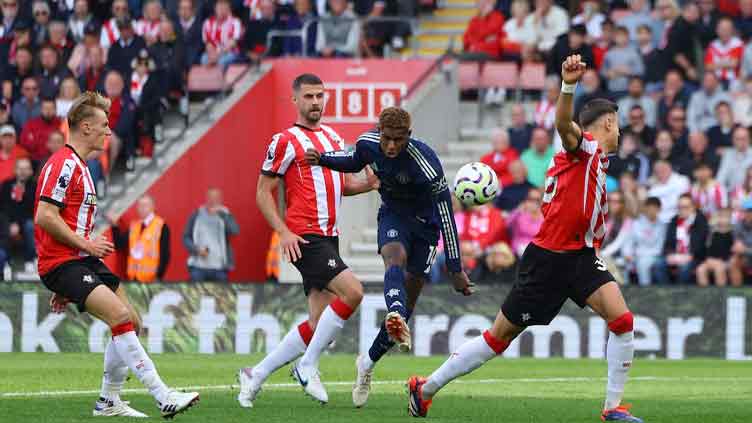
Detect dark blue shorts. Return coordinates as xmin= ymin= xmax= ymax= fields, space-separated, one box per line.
xmin=377 ymin=208 xmax=440 ymax=276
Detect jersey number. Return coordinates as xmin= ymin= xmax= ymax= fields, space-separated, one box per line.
xmin=542 ymin=175 xmax=558 ymax=204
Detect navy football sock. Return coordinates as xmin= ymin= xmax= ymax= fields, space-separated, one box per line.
xmin=368 ymin=308 xmax=413 ymax=363
xmin=383 ymin=265 xmax=408 ymax=317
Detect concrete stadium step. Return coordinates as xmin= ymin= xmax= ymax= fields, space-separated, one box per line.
xmin=423 ymin=14 xmax=472 ymax=24
xmin=445 ymin=0 xmax=476 ymax=7
xmin=420 ymin=21 xmax=467 ymax=31
xmin=341 ymin=256 xmax=384 ymax=273
xmin=434 ymin=7 xmax=475 ymax=16
xmin=351 ymin=242 xmax=378 ymax=254
xmin=447 ymin=141 xmax=492 ymax=155
xmin=402 ymin=47 xmax=447 ymax=57
xmin=354 ymin=272 xmax=385 ymax=282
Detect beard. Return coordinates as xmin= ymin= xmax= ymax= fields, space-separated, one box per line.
xmin=306 ymin=108 xmax=321 ymax=122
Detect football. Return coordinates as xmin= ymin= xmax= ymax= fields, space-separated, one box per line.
xmin=452 ymin=162 xmax=500 ymax=207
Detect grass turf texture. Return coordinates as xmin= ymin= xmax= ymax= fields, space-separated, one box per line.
xmin=1 ymin=354 xmax=751 ymax=422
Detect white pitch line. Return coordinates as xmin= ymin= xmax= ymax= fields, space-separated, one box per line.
xmin=2 ymin=376 xmax=751 ymax=399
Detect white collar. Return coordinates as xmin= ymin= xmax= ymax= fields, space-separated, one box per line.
xmin=143 ymin=212 xmax=155 ymax=226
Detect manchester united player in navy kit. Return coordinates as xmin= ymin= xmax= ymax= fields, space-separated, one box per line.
xmin=404 ymin=55 xmax=643 ymax=422
xmin=305 ymin=107 xmax=474 ymax=408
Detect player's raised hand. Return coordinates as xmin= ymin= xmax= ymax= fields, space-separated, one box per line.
xmin=49 ymin=293 xmax=71 ymax=314
xmin=304 ymin=148 xmax=321 ymax=165
xmin=561 ymin=54 xmax=587 ymax=84
xmin=449 ymin=271 xmax=475 ymax=296
xmin=364 ymin=165 xmax=380 ymax=191
xmin=87 ymin=236 xmax=115 ymax=258
xmin=280 ymin=229 xmax=309 ymax=262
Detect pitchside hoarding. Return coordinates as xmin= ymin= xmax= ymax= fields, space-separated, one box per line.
xmin=0 ymin=283 xmax=749 ymax=359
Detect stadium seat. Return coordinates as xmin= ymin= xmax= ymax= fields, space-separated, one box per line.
xmin=518 ymin=62 xmax=546 ymax=91
xmin=458 ymin=62 xmax=480 ymax=90
xmin=224 ymin=64 xmax=249 ymax=88
xmin=187 ymin=65 xmax=225 ymax=93
xmin=478 ymin=62 xmax=519 ymax=89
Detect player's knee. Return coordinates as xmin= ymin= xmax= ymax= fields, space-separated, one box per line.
xmin=608 ymin=311 xmax=634 ymax=335
xmin=345 ymin=282 xmax=364 ymax=307
xmin=109 ymin=306 xmax=132 ymax=327
xmin=381 ymin=245 xmax=407 ymax=268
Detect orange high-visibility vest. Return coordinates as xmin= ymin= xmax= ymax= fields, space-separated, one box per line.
xmin=126 ymin=216 xmax=165 ymax=283
xmin=265 ymin=231 xmax=280 ymax=280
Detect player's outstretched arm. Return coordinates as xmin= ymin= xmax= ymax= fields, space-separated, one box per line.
xmin=343 ymin=166 xmax=380 ymax=196
xmin=556 ymin=54 xmax=586 ymax=153
xmin=35 ymin=201 xmax=113 ymax=258
xmin=304 ymin=140 xmax=369 ymax=173
xmin=256 ymin=174 xmax=308 ymax=262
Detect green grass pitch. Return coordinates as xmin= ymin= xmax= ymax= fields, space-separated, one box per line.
xmin=2 ymin=353 xmax=751 ymax=422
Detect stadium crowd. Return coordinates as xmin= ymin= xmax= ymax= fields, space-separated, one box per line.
xmin=430 ymin=0 xmax=752 ymax=287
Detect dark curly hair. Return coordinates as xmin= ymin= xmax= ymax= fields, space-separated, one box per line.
xmin=379 ymin=107 xmax=411 ymax=131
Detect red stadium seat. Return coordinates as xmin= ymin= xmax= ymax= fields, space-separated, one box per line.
xmin=458 ymin=62 xmax=480 ymax=90
xmin=479 ymin=62 xmax=519 ymax=89
xmin=518 ymin=62 xmax=546 ymax=91
xmin=224 ymin=64 xmax=249 ymax=88
xmin=187 ymin=65 xmax=225 ymax=93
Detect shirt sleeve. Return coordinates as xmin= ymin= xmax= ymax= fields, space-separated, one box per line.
xmin=261 ymin=133 xmax=296 ymax=177
xmin=318 ymin=139 xmax=369 ymax=173
xmin=38 ymin=158 xmax=77 ymax=208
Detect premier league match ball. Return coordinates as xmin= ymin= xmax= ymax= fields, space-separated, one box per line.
xmin=453 ymin=162 xmax=500 ymax=207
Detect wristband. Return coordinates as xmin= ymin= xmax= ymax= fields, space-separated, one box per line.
xmin=561 ymin=81 xmax=577 ymax=94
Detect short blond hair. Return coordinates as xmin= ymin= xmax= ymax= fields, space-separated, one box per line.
xmin=67 ymin=91 xmax=110 ymax=130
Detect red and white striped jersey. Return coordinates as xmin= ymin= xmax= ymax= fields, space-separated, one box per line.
xmin=100 ymin=19 xmax=120 ymax=50
xmin=134 ymin=18 xmax=161 ymax=39
xmin=691 ymin=181 xmax=728 ymax=216
xmin=261 ymin=124 xmax=346 ymax=237
xmin=705 ymin=37 xmax=744 ymax=82
xmin=34 ymin=145 xmax=98 ymax=276
xmin=202 ymin=15 xmax=243 ymax=52
xmin=533 ymin=132 xmax=609 ymax=251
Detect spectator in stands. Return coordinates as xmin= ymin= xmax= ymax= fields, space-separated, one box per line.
xmin=68 ymin=21 xmax=101 ymax=78
xmin=506 ymin=187 xmax=542 ymax=257
xmin=8 ymin=46 xmax=35 ymax=100
xmin=625 ymin=105 xmax=656 ymax=154
xmin=534 ymin=75 xmax=558 ymax=131
xmin=706 ymin=101 xmax=735 ymax=152
xmin=601 ymin=25 xmax=643 ymax=97
xmin=0 ymin=156 xmax=35 ymax=274
xmin=11 ymin=76 xmax=40 ymax=130
xmin=461 ymin=0 xmax=504 ymax=61
xmin=647 ymin=159 xmax=691 ymax=222
xmin=652 ymin=193 xmax=709 ymax=284
xmin=717 ymin=126 xmax=752 ymax=191
xmin=687 ymin=130 xmax=720 ymax=175
xmin=48 ymin=20 xmax=74 ymax=65
xmin=691 ymin=162 xmax=728 ymax=216
xmin=591 ymin=17 xmax=613 ymax=70
xmin=571 ymin=0 xmax=605 ymax=41
xmin=623 ymin=196 xmax=666 ymax=286
xmin=617 ymin=77 xmax=656 ymax=127
xmin=108 ymin=195 xmax=171 ymax=283
xmin=150 ymin=20 xmax=185 ymax=95
xmin=501 ymin=0 xmax=535 ymax=61
xmin=315 ymin=0 xmax=359 ymax=58
xmin=131 ymin=48 xmax=162 ymax=148
xmin=508 ymin=104 xmax=533 ymax=152
xmin=656 ymin=70 xmax=691 ymax=129
xmin=101 ymin=0 xmax=130 ymax=51
xmin=732 ymin=77 xmax=752 ymax=128
xmin=494 ymin=159 xmax=532 ymax=211
xmin=37 ymin=44 xmax=73 ymax=98
xmin=601 ymin=191 xmax=634 ymax=283
xmin=696 ymin=207 xmax=735 ymax=286
xmin=520 ymin=127 xmax=553 ymax=188
xmin=56 ymin=77 xmax=79 ymax=118
xmin=103 ymin=70 xmax=136 ymax=174
xmin=456 ymin=203 xmax=510 ymax=277
xmin=174 ymin=0 xmax=204 ymax=67
xmin=661 ymin=0 xmax=700 ymax=85
xmin=480 ymin=129 xmax=518 ymax=188
xmin=736 ymin=0 xmax=752 ymax=40
xmin=281 ymin=0 xmax=317 ymax=56
xmin=0 ymin=0 xmax=21 ymax=64
xmin=731 ymin=167 xmax=752 ymax=221
xmin=608 ymin=131 xmax=650 ymax=184
xmin=135 ymin=0 xmax=163 ymax=46
xmin=619 ymin=0 xmax=662 ymax=46
xmin=68 ymin=0 xmax=93 ymax=43
xmin=108 ymin=17 xmax=147 ymax=81
xmin=705 ymin=17 xmax=744 ymax=87
xmin=652 ymin=129 xmax=692 ymax=177
xmin=546 ymin=24 xmax=594 ymax=77
xmin=526 ymin=0 xmax=568 ymax=54
xmin=184 ymin=187 xmax=240 ymax=281
xmin=473 ymin=241 xmax=516 ymax=282
xmin=636 ymin=24 xmax=665 ymax=94
xmin=697 ymin=0 xmax=721 ymax=49
xmin=666 ymin=105 xmax=689 ymax=155
xmin=202 ymin=0 xmax=243 ymax=66
xmin=77 ymin=44 xmax=107 ymax=92
xmin=362 ymin=0 xmax=411 ymax=57
xmin=44 ymin=129 xmax=64 ymax=162
xmin=574 ymin=69 xmax=611 ymax=118
xmin=0 ymin=124 xmax=28 ymax=182
xmin=730 ymin=199 xmax=752 ymax=286
xmin=31 ymin=0 xmax=51 ymax=48
xmin=19 ymin=96 xmax=60 ymax=165
xmin=244 ymin=0 xmax=281 ymax=61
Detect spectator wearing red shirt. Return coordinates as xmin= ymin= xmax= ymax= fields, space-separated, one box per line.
xmin=0 ymin=124 xmax=29 ymax=182
xmin=480 ymin=129 xmax=518 ymax=188
xmin=19 ymin=97 xmax=60 ymax=165
xmin=201 ymin=0 xmax=243 ymax=67
xmin=462 ymin=0 xmax=505 ymax=60
xmin=457 ymin=204 xmax=509 ymax=272
xmin=705 ymin=17 xmax=744 ymax=86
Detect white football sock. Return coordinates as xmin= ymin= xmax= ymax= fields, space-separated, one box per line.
xmin=360 ymin=354 xmax=375 ymax=371
xmin=423 ymin=332 xmax=505 ymax=398
xmin=298 ymin=300 xmax=352 ymax=369
xmin=111 ymin=327 xmax=170 ymax=404
xmin=99 ymin=340 xmax=129 ymax=401
xmin=253 ymin=322 xmax=312 ymax=381
xmin=604 ymin=330 xmax=634 ymax=410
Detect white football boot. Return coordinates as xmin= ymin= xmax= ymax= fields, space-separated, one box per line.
xmin=157 ymin=390 xmax=200 ymax=418
xmin=237 ymin=367 xmax=262 ymax=408
xmin=352 ymin=355 xmax=373 ymax=408
xmin=92 ymin=397 xmax=148 ymax=418
xmin=291 ymin=362 xmax=328 ymax=404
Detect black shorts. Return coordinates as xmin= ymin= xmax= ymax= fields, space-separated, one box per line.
xmin=291 ymin=234 xmax=348 ymax=296
xmin=501 ymin=242 xmax=615 ymax=327
xmin=40 ymin=256 xmax=120 ymax=312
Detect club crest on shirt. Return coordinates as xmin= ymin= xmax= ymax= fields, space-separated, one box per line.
xmin=396 ymin=171 xmax=409 ymax=184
